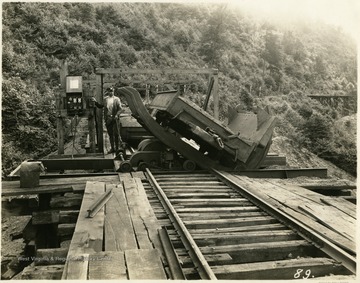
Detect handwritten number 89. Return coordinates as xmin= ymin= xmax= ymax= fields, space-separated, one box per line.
xmin=294 ymin=269 xmax=312 ymax=279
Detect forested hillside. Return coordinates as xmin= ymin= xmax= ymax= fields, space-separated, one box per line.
xmin=2 ymin=2 xmax=357 ymax=176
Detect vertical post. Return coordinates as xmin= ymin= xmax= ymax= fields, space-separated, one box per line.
xmin=89 ymin=87 xmax=96 ymax=153
xmin=57 ymin=60 xmax=68 ymax=154
xmin=56 ymin=93 xmax=64 ymax=155
xmin=95 ymin=74 xmax=104 ymax=153
xmin=213 ymin=70 xmax=219 ymax=120
xmin=145 ymin=84 xmax=150 ymax=104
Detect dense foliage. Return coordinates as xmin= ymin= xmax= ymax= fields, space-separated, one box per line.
xmin=2 ymin=2 xmax=357 ymax=176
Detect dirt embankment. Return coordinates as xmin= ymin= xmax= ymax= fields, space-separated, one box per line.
xmin=269 ymin=136 xmax=356 ymax=182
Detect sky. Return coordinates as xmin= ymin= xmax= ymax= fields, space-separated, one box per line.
xmin=229 ymin=0 xmax=359 ymax=41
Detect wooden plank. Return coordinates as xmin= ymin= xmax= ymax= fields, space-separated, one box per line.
xmin=1 ymin=183 xmax=75 ymax=196
xmin=104 ymin=183 xmax=137 ymax=251
xmin=212 ymin=257 xmax=349 ymax=279
xmin=118 ymin=172 xmax=133 ymax=183
xmin=154 ymin=176 xmax=218 ymax=182
xmin=225 ymin=174 xmax=356 ymax=253
xmin=64 ymin=254 xmax=89 ymax=280
xmin=200 ymin=240 xmax=313 ymax=263
xmin=22 ymin=264 xmax=64 ymax=279
xmin=3 ymin=175 xmax=119 ymax=191
xmin=299 ymin=203 xmax=355 ymax=242
xmin=88 ymin=251 xmax=127 ymax=280
xmin=163 ymin=188 xmax=231 ymax=193
xmin=190 ymin=230 xmax=299 ymax=246
xmin=123 ymin=178 xmax=163 ymax=252
xmin=180 ymin=253 xmax=233 ymax=266
xmin=157 ymin=181 xmax=224 ymax=185
xmin=320 ymin=197 xmax=356 ymax=219
xmin=183 ymin=216 xmax=277 ymax=229
xmin=175 ymin=206 xmax=260 ymax=213
xmin=280 ymin=206 xmax=355 ymax=254
xmin=168 ymin=198 xmax=249 ymax=203
xmin=166 ymin=192 xmax=237 ymax=198
xmin=161 ymin=185 xmax=229 ymax=189
xmin=125 ymin=249 xmax=167 ymax=280
xmin=176 ymin=211 xmax=267 ymax=219
xmin=131 ymin=171 xmax=146 ymax=180
xmin=62 ymin=181 xmax=105 ymax=279
xmin=189 ymin=223 xmax=287 ymax=234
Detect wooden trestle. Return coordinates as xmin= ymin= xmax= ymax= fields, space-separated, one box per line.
xmin=1 ymin=170 xmax=356 ymax=280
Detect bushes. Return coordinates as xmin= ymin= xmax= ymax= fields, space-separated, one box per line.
xmin=1 ymin=2 xmax=357 ymax=176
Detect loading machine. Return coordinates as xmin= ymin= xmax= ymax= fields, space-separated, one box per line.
xmin=117 ymin=87 xmax=276 ymax=172
xmin=39 ymin=64 xmax=277 ymax=174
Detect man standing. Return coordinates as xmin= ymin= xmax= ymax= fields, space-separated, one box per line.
xmin=91 ymin=87 xmax=123 ymax=153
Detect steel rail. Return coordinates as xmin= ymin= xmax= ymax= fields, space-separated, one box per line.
xmin=87 ymin=188 xmax=113 ymax=218
xmin=213 ymin=169 xmax=356 ymax=274
xmin=145 ymin=168 xmax=217 ymax=280
xmin=158 ymin=227 xmax=186 ymax=280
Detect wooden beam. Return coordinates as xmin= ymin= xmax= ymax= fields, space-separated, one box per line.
xmin=213 ymin=73 xmax=219 ymax=119
xmin=95 ymin=74 xmax=104 ymax=153
xmin=1 ymin=184 xmax=74 ymax=197
xmin=189 ymin=223 xmax=287 ymax=234
xmin=190 ymin=230 xmax=299 ymax=246
xmin=175 ymin=206 xmax=260 ymax=213
xmin=183 ymin=216 xmax=277 ymax=229
xmin=96 ymin=68 xmax=217 ymax=75
xmin=177 ymin=211 xmax=266 ymax=219
xmin=89 ymin=87 xmax=97 ymax=153
xmin=201 ymin=240 xmax=313 ymax=264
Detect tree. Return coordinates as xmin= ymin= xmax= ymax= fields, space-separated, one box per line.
xmin=199 ymin=4 xmax=228 ymax=67
xmin=262 ymin=31 xmax=283 ymax=69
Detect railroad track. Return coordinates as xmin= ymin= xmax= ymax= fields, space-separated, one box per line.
xmin=142 ymin=169 xmax=355 ymax=280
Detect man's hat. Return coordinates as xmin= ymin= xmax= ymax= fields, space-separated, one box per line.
xmin=106 ymin=86 xmax=114 ymax=93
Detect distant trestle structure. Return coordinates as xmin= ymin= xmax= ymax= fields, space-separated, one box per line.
xmin=307 ymin=94 xmax=357 ymax=112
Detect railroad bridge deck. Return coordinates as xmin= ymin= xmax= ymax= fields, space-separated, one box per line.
xmin=1 ymin=170 xmax=356 ymax=280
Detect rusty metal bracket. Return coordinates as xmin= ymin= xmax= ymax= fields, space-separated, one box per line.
xmin=87 ymin=188 xmax=113 ymax=218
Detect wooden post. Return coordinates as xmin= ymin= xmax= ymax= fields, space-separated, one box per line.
xmin=57 ymin=61 xmax=68 ymax=154
xmin=95 ymin=74 xmax=104 ymax=153
xmin=145 ymin=84 xmax=150 ymax=104
xmin=89 ymin=87 xmax=96 ymax=153
xmin=213 ymin=71 xmax=219 ymax=120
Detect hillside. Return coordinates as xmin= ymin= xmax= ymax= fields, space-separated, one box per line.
xmin=1 ymin=2 xmax=357 ymax=176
